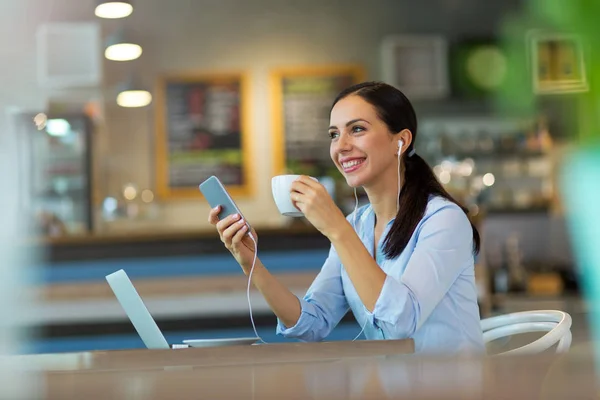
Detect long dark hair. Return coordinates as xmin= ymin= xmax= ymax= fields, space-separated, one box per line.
xmin=331 ymin=81 xmax=480 ymax=258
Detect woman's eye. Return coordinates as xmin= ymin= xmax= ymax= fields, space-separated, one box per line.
xmin=329 ymin=131 xmax=339 ymax=139
xmin=351 ymin=125 xmax=365 ymax=133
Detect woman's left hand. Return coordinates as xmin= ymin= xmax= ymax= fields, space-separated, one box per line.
xmin=290 ymin=176 xmax=348 ymax=239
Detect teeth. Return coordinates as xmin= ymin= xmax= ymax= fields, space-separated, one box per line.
xmin=342 ymin=159 xmax=364 ymax=169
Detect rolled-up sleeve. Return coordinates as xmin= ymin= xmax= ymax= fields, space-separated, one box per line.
xmin=367 ymin=205 xmax=474 ymax=339
xmin=276 ymin=244 xmax=350 ymax=342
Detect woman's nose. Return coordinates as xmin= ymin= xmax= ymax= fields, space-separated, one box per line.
xmin=335 ymin=134 xmax=352 ymax=152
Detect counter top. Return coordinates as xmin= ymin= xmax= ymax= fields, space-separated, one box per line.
xmin=34 ymin=224 xmax=321 ymax=246
xmin=18 ymin=340 xmax=600 ymax=399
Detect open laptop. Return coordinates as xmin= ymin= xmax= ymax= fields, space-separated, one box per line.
xmin=105 ymin=269 xmax=259 ymax=349
xmin=106 ymin=269 xmax=172 ymax=349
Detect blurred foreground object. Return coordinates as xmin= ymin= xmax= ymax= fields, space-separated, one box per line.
xmin=561 ymin=146 xmax=600 ymax=369
xmin=0 ymin=113 xmax=42 ymax=396
xmin=495 ymin=0 xmax=600 ymax=362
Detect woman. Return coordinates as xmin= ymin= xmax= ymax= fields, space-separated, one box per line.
xmin=209 ymin=81 xmax=484 ymax=353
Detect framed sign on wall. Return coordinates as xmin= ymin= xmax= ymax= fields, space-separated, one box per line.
xmin=270 ymin=65 xmax=365 ymax=178
xmin=528 ymin=30 xmax=589 ymax=94
xmin=155 ymin=71 xmax=253 ymax=199
xmin=381 ymin=35 xmax=449 ymax=100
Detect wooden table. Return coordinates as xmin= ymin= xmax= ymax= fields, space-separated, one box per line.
xmin=8 ymin=339 xmax=600 ymax=399
xmin=56 ymin=339 xmax=414 ymax=371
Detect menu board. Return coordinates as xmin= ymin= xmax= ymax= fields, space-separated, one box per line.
xmin=270 ymin=65 xmax=365 ymax=177
xmin=155 ymin=73 xmax=251 ymax=199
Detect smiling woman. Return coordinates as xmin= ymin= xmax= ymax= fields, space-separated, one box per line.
xmin=327 ymin=82 xmax=480 ymax=259
xmin=208 ymin=81 xmax=484 ymax=354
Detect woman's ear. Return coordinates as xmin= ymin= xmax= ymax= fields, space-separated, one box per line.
xmin=397 ymin=129 xmax=413 ymax=154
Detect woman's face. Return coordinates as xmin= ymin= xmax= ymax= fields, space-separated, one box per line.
xmin=329 ymin=95 xmax=397 ymax=188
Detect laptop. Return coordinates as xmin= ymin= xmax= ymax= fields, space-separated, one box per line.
xmin=105 ymin=269 xmax=259 ymax=349
xmin=106 ymin=269 xmax=172 ymax=349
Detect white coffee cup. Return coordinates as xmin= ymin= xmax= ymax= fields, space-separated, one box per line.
xmin=271 ymin=174 xmax=318 ymax=217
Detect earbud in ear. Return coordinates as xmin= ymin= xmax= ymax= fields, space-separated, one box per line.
xmin=397 ymin=139 xmax=404 ymax=156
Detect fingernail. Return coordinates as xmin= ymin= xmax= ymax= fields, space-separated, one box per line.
xmin=238 ymin=219 xmax=245 ymax=224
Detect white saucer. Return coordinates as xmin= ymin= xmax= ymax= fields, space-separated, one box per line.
xmin=182 ymin=337 xmax=259 ymax=348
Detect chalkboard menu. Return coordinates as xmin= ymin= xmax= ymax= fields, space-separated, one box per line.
xmin=270 ymin=65 xmax=365 ymax=178
xmin=155 ymin=73 xmax=252 ymax=199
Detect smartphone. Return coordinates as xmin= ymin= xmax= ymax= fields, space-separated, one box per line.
xmin=199 ymin=176 xmax=251 ymax=231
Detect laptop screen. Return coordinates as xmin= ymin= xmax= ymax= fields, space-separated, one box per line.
xmin=106 ymin=269 xmax=170 ymax=349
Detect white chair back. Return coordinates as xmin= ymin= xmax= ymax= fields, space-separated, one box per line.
xmin=481 ymin=310 xmax=572 ymax=355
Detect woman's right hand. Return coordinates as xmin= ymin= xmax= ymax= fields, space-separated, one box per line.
xmin=208 ymin=206 xmax=258 ymax=274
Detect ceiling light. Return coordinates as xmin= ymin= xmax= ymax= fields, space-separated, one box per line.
xmin=105 ymin=43 xmax=142 ymax=61
xmin=116 ymin=75 xmax=152 ymax=108
xmin=46 ymin=119 xmax=71 ymax=137
xmin=95 ymin=1 xmax=133 ymax=19
xmin=104 ymin=28 xmax=142 ymax=61
xmin=117 ymin=90 xmax=152 ymax=107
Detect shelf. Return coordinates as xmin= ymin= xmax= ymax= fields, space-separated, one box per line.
xmin=425 ymin=150 xmax=548 ymax=161
xmin=35 ymin=188 xmax=88 ymax=198
xmin=466 ymin=150 xmax=544 ymax=158
xmin=485 ymin=206 xmax=550 ymax=215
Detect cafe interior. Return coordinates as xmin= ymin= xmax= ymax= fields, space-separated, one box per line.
xmin=1 ymin=0 xmax=600 ymax=398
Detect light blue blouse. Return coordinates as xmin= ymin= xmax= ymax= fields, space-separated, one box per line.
xmin=276 ymin=196 xmax=485 ymax=354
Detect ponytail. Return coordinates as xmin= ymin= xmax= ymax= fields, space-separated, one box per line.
xmin=382 ymin=151 xmax=481 ymax=259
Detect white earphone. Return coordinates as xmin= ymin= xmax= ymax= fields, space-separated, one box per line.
xmin=352 ymin=138 xmax=406 ymax=342
xmin=395 ymin=139 xmax=403 ymax=218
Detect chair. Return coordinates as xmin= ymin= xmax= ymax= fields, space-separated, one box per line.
xmin=481 ymin=310 xmax=572 ymax=355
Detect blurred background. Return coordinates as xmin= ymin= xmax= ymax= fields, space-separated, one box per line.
xmin=1 ymin=0 xmax=598 ymax=355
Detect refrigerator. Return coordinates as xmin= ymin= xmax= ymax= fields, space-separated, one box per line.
xmin=15 ymin=112 xmax=93 ymax=237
